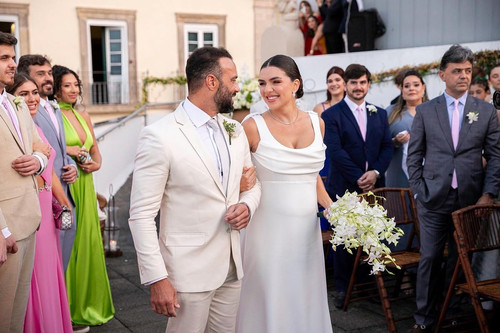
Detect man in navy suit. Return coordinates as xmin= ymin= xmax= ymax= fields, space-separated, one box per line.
xmin=17 ymin=55 xmax=78 ymax=272
xmin=407 ymin=45 xmax=500 ymax=332
xmin=322 ymin=63 xmax=393 ymax=308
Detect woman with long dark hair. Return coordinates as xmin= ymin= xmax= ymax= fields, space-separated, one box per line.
xmin=8 ymin=73 xmax=73 ymax=332
xmin=313 ymin=66 xmax=345 ymax=117
xmin=386 ymin=70 xmax=428 ymax=187
xmin=237 ymin=55 xmax=332 ymax=333
xmin=52 ymin=65 xmax=114 ymax=327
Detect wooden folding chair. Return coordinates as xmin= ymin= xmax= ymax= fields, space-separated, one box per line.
xmin=342 ymin=188 xmax=421 ymax=333
xmin=436 ymin=204 xmax=500 ymax=333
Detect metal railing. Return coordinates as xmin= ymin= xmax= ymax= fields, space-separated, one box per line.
xmin=95 ymin=101 xmax=181 ymax=142
xmin=91 ymin=81 xmax=122 ymax=105
xmin=93 ymin=101 xmax=181 ymax=197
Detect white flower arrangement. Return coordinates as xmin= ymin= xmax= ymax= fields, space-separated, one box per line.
xmin=13 ymin=96 xmax=25 ymax=111
xmin=50 ymin=100 xmax=60 ymax=110
xmin=325 ymin=191 xmax=404 ymax=274
xmin=466 ymin=111 xmax=478 ymax=124
xmin=367 ymin=104 xmax=377 ymax=115
xmin=232 ymin=67 xmax=261 ymax=110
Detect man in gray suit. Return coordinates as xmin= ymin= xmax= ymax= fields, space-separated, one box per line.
xmin=18 ymin=55 xmax=78 ymax=271
xmin=407 ymin=45 xmax=500 ymax=332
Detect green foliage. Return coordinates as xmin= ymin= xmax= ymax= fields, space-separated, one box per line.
xmin=141 ymin=75 xmax=187 ymax=104
xmin=371 ymin=49 xmax=500 ymax=84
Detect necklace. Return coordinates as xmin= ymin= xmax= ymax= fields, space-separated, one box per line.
xmin=268 ymin=109 xmax=299 ymax=125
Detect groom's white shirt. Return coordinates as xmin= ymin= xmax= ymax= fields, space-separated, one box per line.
xmin=129 ymin=101 xmax=260 ymax=292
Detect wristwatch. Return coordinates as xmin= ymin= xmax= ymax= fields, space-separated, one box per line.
xmin=373 ymin=170 xmax=381 ymax=179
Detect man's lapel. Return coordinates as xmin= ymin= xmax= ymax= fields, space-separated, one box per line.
xmin=37 ymin=104 xmax=54 ymax=130
xmin=175 ymin=107 xmax=225 ymax=196
xmin=435 ymin=95 xmax=454 ymax=151
xmin=3 ymin=94 xmax=27 ymax=153
xmin=217 ymin=114 xmax=237 ymax=193
xmin=365 ymin=103 xmax=375 ymax=140
xmin=456 ymin=95 xmax=476 ymax=152
xmin=340 ymin=100 xmax=363 ymax=141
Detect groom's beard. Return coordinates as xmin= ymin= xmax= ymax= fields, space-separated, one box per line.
xmin=215 ymin=82 xmax=235 ymax=114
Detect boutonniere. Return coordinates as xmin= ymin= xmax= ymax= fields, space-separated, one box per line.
xmin=466 ymin=111 xmax=478 ymax=124
xmin=367 ymin=104 xmax=377 ymax=115
xmin=13 ymin=96 xmax=24 ymax=110
xmin=49 ymin=100 xmax=59 ymax=110
xmin=223 ymin=119 xmax=237 ymax=144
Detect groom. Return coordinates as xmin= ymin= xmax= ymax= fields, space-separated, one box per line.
xmin=129 ymin=46 xmax=261 ymax=332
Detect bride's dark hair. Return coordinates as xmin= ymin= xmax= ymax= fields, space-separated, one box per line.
xmin=260 ymin=55 xmax=304 ymax=98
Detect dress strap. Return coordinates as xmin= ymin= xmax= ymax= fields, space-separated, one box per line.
xmin=306 ymin=111 xmax=322 ymax=143
xmin=321 ymin=102 xmax=327 ymax=111
xmin=249 ymin=114 xmax=273 ymax=142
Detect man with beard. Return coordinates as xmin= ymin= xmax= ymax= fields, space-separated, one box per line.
xmin=322 ymin=63 xmax=393 ymax=308
xmin=17 ymin=55 xmax=78 ymax=272
xmin=128 ymin=46 xmax=261 ymax=332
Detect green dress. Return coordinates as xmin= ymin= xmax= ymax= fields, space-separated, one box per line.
xmin=60 ymin=103 xmax=115 ymax=325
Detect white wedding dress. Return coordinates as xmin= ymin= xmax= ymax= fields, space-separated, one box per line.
xmin=236 ymin=112 xmax=332 ymax=333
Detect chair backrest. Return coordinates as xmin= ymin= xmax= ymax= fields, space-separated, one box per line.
xmin=452 ymin=204 xmax=500 ymax=253
xmin=364 ymin=187 xmax=420 ymax=251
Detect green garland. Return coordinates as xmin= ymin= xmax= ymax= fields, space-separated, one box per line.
xmin=371 ymin=49 xmax=500 ymax=83
xmin=139 ymin=50 xmax=500 ymax=103
xmin=141 ymin=75 xmax=187 ymax=104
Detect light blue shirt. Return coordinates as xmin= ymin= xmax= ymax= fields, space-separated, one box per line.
xmin=443 ymin=91 xmax=467 ymax=130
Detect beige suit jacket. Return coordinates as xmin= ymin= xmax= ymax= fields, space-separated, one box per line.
xmin=0 ymin=93 xmax=46 ymax=241
xmin=129 ymin=104 xmax=261 ymax=292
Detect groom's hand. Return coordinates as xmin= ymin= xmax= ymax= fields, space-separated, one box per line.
xmin=225 ymin=203 xmax=250 ymax=230
xmin=150 ymin=278 xmax=180 ymax=317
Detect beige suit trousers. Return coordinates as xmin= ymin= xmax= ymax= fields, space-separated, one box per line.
xmin=0 ymin=232 xmax=36 ymax=333
xmin=166 ymin=256 xmax=241 ymax=333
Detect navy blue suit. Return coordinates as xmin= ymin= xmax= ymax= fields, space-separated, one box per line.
xmin=322 ymin=99 xmax=393 ymax=198
xmin=322 ymin=99 xmax=393 ymax=292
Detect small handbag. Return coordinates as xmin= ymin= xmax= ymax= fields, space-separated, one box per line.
xmin=52 ymin=197 xmax=73 ymax=230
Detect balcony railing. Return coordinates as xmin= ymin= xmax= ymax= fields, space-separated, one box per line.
xmin=90 ymin=81 xmax=122 ymax=105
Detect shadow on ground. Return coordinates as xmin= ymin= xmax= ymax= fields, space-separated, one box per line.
xmin=91 ymin=175 xmax=416 ymax=332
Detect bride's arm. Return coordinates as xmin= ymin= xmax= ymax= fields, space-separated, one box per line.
xmin=242 ymin=117 xmax=260 ymax=153
xmin=317 ymin=175 xmax=332 ymax=209
xmin=317 ymin=116 xmax=332 ymax=209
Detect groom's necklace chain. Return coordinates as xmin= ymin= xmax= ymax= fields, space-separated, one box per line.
xmin=268 ymin=109 xmax=299 ymax=125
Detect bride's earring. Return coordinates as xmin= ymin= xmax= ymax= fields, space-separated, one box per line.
xmin=292 ymin=91 xmax=296 ymax=97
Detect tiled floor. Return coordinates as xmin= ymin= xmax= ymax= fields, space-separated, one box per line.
xmin=92 ymin=175 xmax=417 ymax=332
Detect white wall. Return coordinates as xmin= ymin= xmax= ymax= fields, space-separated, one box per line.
xmin=294 ymin=40 xmax=500 ymax=110
xmin=93 ymin=111 xmax=168 ymax=196
xmin=7 ymin=0 xmax=256 ymax=82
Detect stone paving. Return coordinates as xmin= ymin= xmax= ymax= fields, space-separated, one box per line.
xmin=91 ymin=175 xmax=416 ymax=332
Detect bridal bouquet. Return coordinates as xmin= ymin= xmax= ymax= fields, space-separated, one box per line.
xmin=325 ymin=191 xmax=404 ymax=274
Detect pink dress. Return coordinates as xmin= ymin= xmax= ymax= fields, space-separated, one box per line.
xmin=24 ymin=127 xmax=73 ymax=333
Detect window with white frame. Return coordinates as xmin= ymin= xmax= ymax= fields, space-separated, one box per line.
xmin=184 ymin=24 xmax=219 ymax=62
xmin=87 ymin=20 xmax=129 ymax=105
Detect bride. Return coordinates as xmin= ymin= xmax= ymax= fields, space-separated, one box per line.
xmin=236 ymin=55 xmax=333 ymax=333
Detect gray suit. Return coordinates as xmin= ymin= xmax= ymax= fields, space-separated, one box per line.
xmin=407 ymin=94 xmax=500 ymax=325
xmin=33 ymin=101 xmax=77 ymax=270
